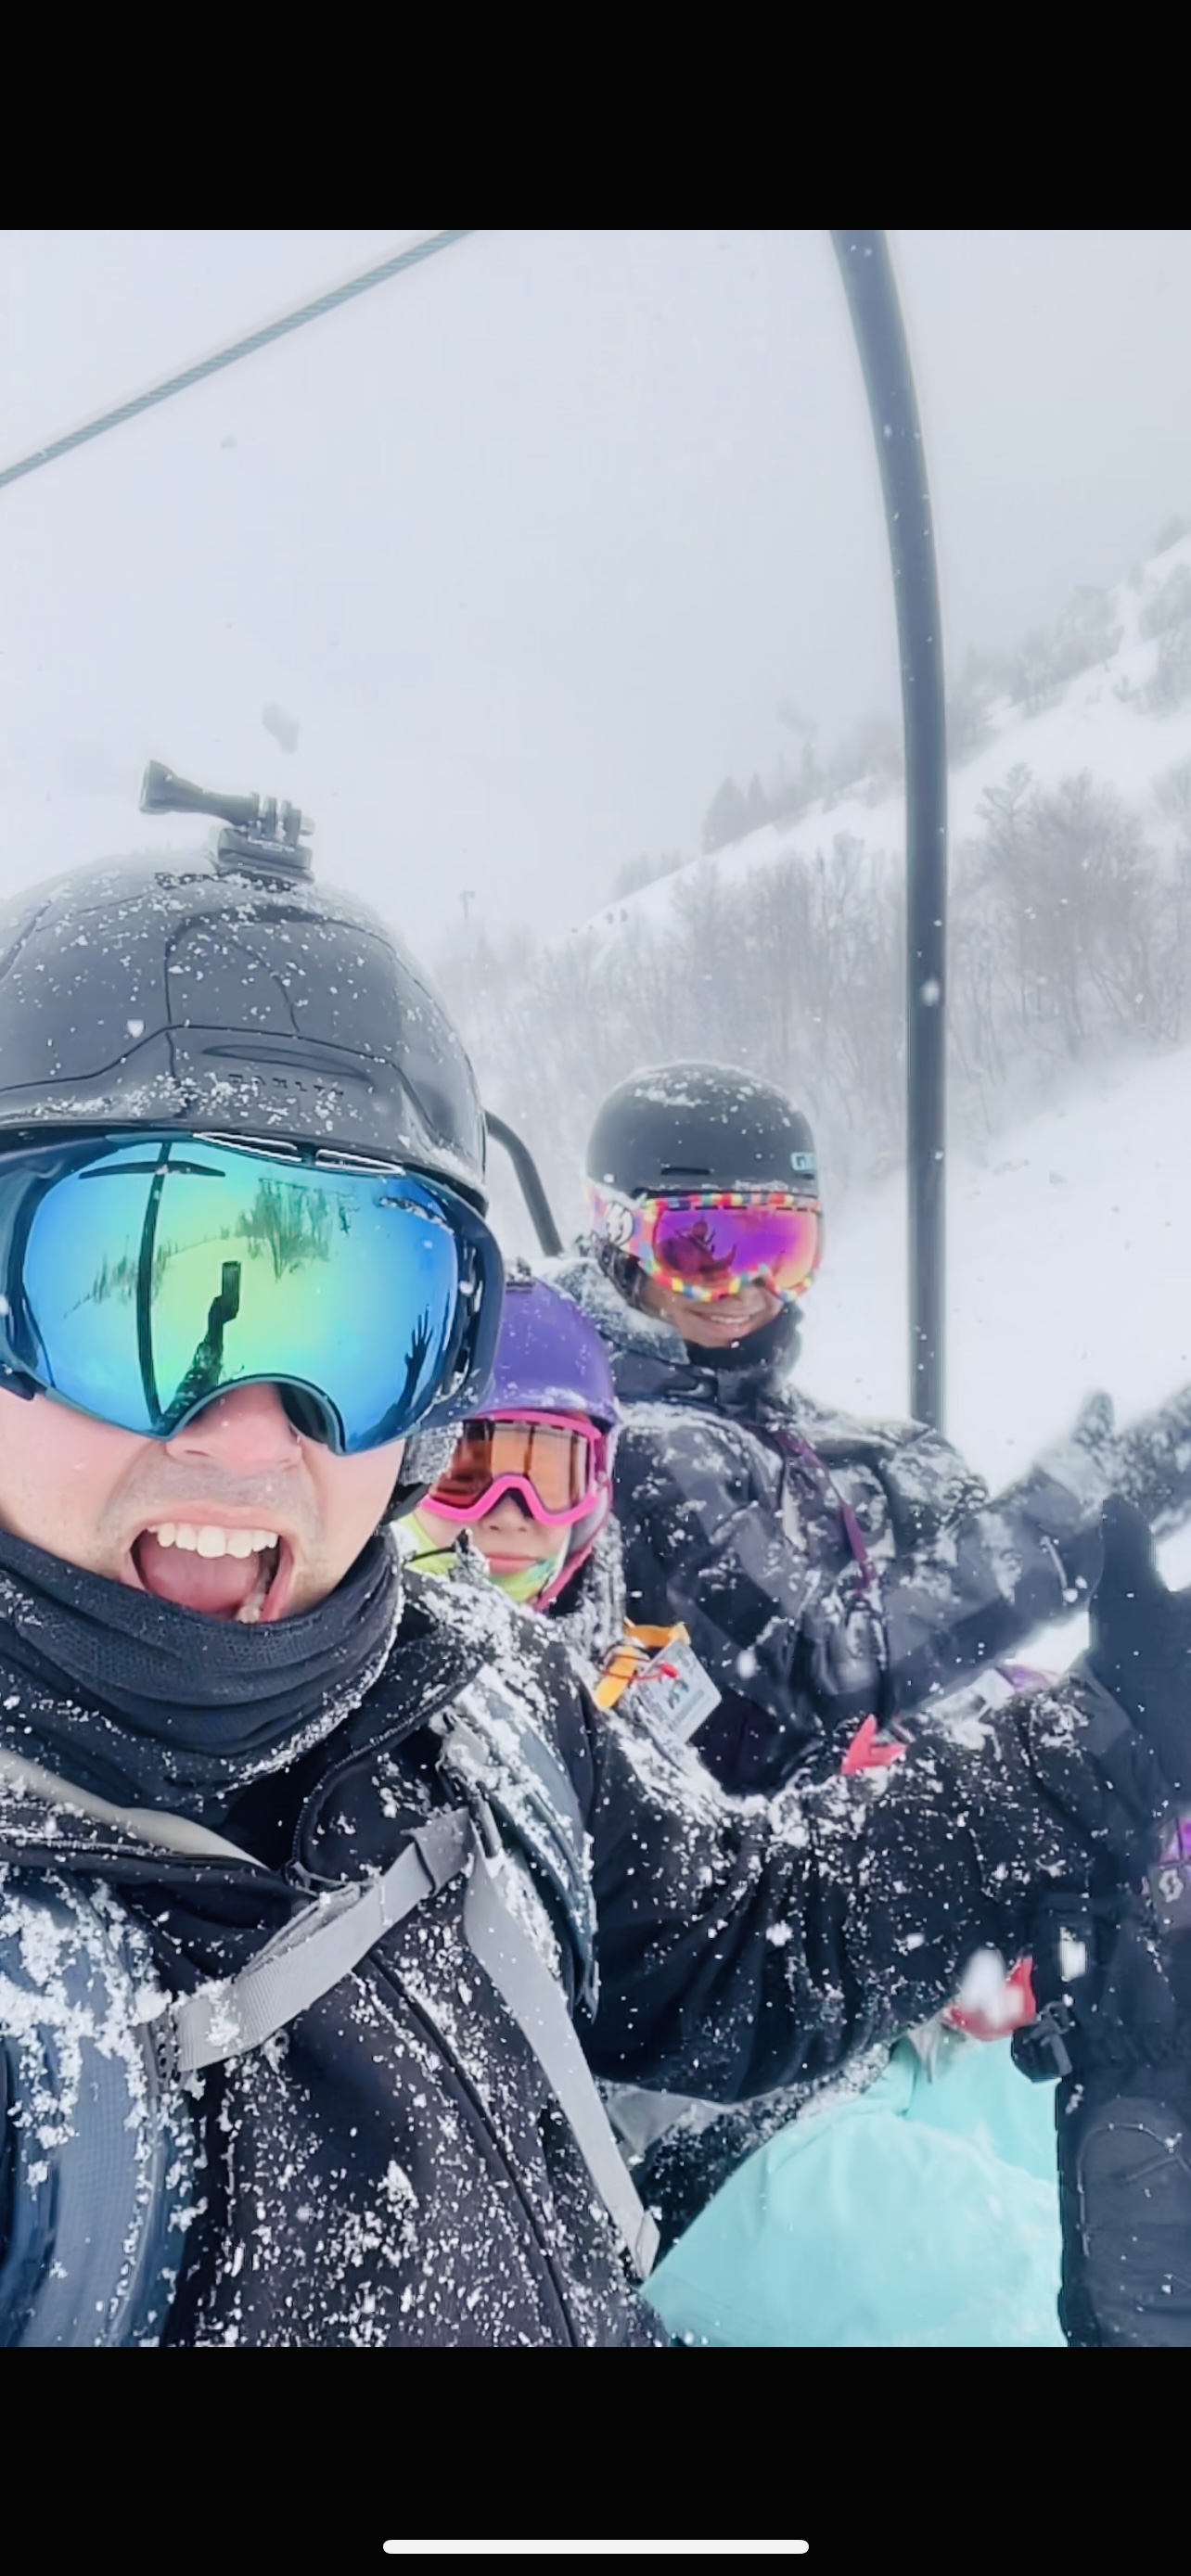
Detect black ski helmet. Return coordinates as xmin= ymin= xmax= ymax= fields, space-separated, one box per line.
xmin=585 ymin=1063 xmax=819 ymax=1202
xmin=0 ymin=780 xmax=497 ymax=1499
xmin=0 ymin=850 xmax=487 ymax=1204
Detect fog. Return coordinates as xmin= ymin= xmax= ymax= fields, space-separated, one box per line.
xmin=5 ymin=228 xmax=1191 ymax=960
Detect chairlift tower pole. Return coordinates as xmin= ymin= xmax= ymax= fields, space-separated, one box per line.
xmin=831 ymin=231 xmax=948 ymax=1432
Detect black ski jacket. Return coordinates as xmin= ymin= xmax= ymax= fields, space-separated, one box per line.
xmin=0 ymin=1558 xmax=1164 ymax=2347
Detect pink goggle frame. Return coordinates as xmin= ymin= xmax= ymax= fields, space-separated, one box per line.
xmin=428 ymin=1409 xmax=611 ymax=1529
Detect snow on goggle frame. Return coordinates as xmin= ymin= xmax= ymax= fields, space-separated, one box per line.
xmin=0 ymin=1132 xmax=503 ymax=1454
xmin=585 ymin=1181 xmax=821 ymax=1302
xmin=429 ymin=1411 xmax=608 ymax=1528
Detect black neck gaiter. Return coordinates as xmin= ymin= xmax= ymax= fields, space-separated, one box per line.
xmin=0 ymin=1524 xmax=402 ymax=1824
xmin=684 ymin=1296 xmax=802 ymax=1388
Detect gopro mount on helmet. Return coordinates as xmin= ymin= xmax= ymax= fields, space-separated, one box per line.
xmin=140 ymin=760 xmax=314 ymax=885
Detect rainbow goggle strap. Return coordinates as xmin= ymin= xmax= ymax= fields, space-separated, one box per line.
xmin=584 ymin=1180 xmax=822 ymax=1303
xmin=0 ymin=1130 xmax=503 ymax=1454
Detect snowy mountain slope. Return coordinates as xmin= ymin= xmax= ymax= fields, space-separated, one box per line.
xmin=574 ymin=532 xmax=1191 ymax=946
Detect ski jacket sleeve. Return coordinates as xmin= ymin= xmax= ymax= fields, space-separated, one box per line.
xmin=873 ymin=1417 xmax=1191 ymax=1715
xmin=862 ymin=1434 xmax=1085 ymax=1715
xmin=0 ymin=1872 xmax=195 ymax=2345
xmin=877 ymin=1380 xmax=1191 ymax=1713
xmin=582 ymin=1667 xmax=1167 ymax=2103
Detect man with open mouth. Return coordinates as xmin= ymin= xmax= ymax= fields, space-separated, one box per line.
xmin=0 ymin=783 xmax=1185 ymax=2349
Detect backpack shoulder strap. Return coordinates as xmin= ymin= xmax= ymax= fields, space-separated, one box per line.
xmin=462 ymin=1822 xmax=659 ymax=2278
xmin=145 ymin=1805 xmax=473 ymax=2083
xmin=0 ymin=1745 xmax=261 ymax=1868
xmin=140 ymin=1799 xmax=659 ymax=2281
xmin=436 ymin=1670 xmax=598 ymax=2004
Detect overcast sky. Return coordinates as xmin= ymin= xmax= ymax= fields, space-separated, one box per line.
xmin=4 ymin=228 xmax=1191 ymax=962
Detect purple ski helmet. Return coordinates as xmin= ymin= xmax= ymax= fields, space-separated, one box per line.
xmin=486 ymin=1271 xmax=618 ymax=1429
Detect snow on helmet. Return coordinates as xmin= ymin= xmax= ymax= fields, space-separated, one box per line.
xmin=0 ymin=844 xmax=487 ymax=1205
xmin=584 ymin=1062 xmax=818 ymax=1203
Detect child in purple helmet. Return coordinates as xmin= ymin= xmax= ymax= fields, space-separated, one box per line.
xmin=407 ymin=1269 xmax=618 ymax=1614
xmin=406 ymin=1269 xmax=716 ymax=1731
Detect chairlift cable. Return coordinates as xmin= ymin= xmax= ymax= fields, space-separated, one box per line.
xmin=0 ymin=229 xmax=475 ymax=493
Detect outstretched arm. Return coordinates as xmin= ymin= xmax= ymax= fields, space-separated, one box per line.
xmin=877 ymin=1384 xmax=1191 ymax=1715
xmin=584 ymin=1661 xmax=1166 ymax=2103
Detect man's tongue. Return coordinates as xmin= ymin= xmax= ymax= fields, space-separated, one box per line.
xmin=135 ymin=1532 xmax=264 ymax=1618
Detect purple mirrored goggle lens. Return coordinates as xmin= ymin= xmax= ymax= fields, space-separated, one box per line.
xmin=649 ymin=1197 xmax=820 ymax=1297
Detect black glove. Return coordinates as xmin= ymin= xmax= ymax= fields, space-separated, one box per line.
xmin=1039 ymin=1385 xmax=1191 ymax=1549
xmin=1022 ymin=1493 xmax=1191 ymax=2346
xmin=1056 ymin=2061 xmax=1191 ymax=2345
xmin=1108 ymin=1385 xmax=1191 ymax=1534
xmin=1086 ymin=1493 xmax=1191 ymax=1801
xmin=999 ymin=1388 xmax=1191 ymax=1604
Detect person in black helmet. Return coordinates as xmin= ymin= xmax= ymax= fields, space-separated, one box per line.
xmin=550 ymin=1059 xmax=1191 ymax=1796
xmin=0 ymin=823 xmax=1185 ymax=2353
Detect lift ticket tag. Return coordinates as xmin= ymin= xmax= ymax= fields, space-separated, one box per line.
xmin=631 ymin=1640 xmax=721 ymax=1742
